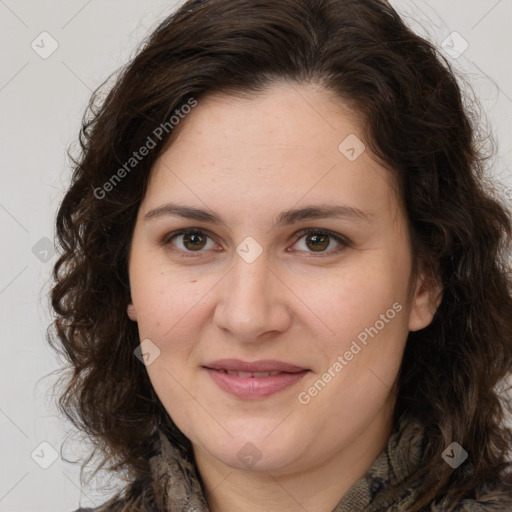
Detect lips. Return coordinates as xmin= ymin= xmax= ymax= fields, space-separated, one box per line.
xmin=217 ymin=370 xmax=282 ymax=378
xmin=203 ymin=359 xmax=310 ymax=399
xmin=203 ymin=359 xmax=307 ymax=373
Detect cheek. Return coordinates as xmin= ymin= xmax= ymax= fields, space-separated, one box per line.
xmin=131 ymin=258 xmax=195 ymax=321
xmin=295 ymin=266 xmax=409 ymax=438
xmin=297 ymin=259 xmax=409 ymax=352
xmin=129 ymin=272 xmax=208 ymax=403
xmin=129 ymin=264 xmax=215 ymax=362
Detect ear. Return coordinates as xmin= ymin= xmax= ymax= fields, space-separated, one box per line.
xmin=127 ymin=303 xmax=138 ymax=321
xmin=408 ymin=272 xmax=443 ymax=332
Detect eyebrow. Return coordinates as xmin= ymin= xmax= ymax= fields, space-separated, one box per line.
xmin=143 ymin=202 xmax=374 ymax=228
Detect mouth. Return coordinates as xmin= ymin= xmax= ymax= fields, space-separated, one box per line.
xmin=212 ymin=369 xmax=288 ymax=378
xmin=202 ymin=359 xmax=310 ymax=399
xmin=203 ymin=358 xmax=308 ymax=373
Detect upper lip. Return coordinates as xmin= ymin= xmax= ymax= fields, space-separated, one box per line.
xmin=203 ymin=359 xmax=308 ymax=373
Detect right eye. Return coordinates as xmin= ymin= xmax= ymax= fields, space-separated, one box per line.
xmin=162 ymin=228 xmax=217 ymax=256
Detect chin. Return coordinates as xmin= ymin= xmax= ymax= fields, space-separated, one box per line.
xmin=194 ymin=428 xmax=302 ymax=472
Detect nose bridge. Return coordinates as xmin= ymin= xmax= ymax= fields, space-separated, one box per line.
xmin=214 ymin=247 xmax=291 ymax=341
xmin=231 ymin=249 xmax=270 ymax=301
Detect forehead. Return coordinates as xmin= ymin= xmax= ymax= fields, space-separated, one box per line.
xmin=144 ymin=82 xmax=403 ymax=225
xmin=170 ymin=82 xmax=364 ymax=157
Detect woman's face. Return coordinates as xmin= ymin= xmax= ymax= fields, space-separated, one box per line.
xmin=127 ymin=82 xmax=441 ymax=475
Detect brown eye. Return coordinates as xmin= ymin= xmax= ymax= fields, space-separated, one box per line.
xmin=292 ymin=229 xmax=349 ymax=256
xmin=164 ymin=229 xmax=215 ymax=255
xmin=182 ymin=232 xmax=207 ymax=251
xmin=304 ymin=232 xmax=330 ymax=252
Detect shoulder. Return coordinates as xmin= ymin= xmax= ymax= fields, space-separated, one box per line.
xmin=70 ymin=504 xmax=124 ymax=512
xmin=70 ymin=500 xmax=130 ymax=512
xmin=432 ymin=487 xmax=512 ymax=512
xmin=70 ymin=499 xmax=126 ymax=512
xmin=449 ymin=500 xmax=512 ymax=512
xmin=454 ymin=497 xmax=512 ymax=511
xmin=69 ymin=470 xmax=158 ymax=511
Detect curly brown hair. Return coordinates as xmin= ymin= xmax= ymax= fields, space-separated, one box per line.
xmin=48 ymin=0 xmax=512 ymax=509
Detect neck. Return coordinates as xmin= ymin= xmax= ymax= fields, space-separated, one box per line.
xmin=192 ymin=404 xmax=394 ymax=512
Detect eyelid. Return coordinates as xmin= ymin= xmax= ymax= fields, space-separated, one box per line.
xmin=161 ymin=227 xmax=351 ymax=257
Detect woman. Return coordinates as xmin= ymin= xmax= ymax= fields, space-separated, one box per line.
xmin=49 ymin=0 xmax=512 ymax=510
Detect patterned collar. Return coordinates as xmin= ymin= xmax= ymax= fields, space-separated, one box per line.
xmin=150 ymin=413 xmax=426 ymax=512
xmin=88 ymin=413 xmax=509 ymax=511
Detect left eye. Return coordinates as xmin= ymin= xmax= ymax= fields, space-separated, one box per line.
xmin=163 ymin=228 xmax=349 ymax=257
xmin=292 ymin=228 xmax=348 ymax=255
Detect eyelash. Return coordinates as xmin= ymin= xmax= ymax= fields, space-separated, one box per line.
xmin=161 ymin=227 xmax=350 ymax=258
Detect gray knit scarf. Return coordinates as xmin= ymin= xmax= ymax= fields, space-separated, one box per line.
xmin=85 ymin=414 xmax=510 ymax=512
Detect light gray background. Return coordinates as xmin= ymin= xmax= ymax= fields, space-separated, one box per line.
xmin=1 ymin=1 xmax=511 ymax=511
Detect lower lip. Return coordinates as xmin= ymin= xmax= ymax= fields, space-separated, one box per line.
xmin=204 ymin=368 xmax=309 ymax=399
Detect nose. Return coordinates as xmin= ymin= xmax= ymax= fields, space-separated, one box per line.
xmin=213 ymin=249 xmax=292 ymax=343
